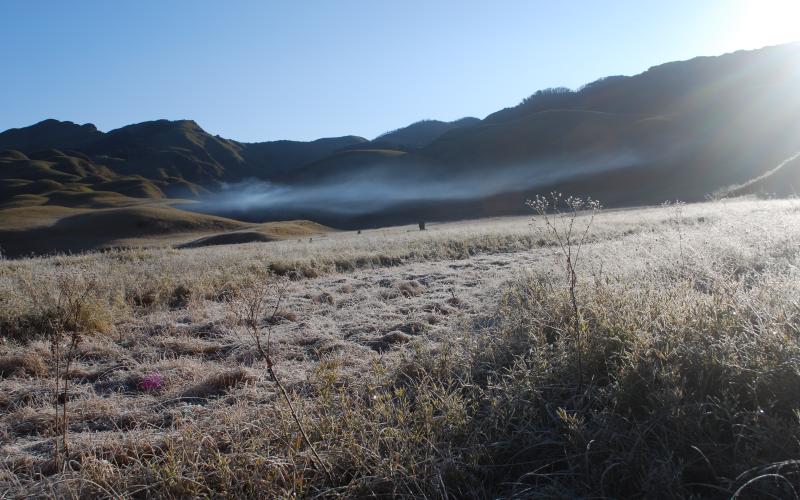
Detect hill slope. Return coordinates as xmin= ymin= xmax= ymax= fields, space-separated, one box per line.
xmin=2 ymin=42 xmax=800 ymax=233
xmin=0 ymin=119 xmax=103 ymax=151
xmin=421 ymin=42 xmax=800 ymax=192
xmin=0 ymin=119 xmax=368 ymax=193
xmin=269 ymin=42 xmax=800 ymax=223
xmin=0 ymin=202 xmax=331 ymax=257
xmin=369 ymin=117 xmax=480 ymax=150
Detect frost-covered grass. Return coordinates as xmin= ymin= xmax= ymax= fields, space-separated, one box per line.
xmin=2 ymin=197 xmax=800 ymax=498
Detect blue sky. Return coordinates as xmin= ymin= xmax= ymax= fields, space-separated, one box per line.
xmin=1 ymin=0 xmax=797 ymax=142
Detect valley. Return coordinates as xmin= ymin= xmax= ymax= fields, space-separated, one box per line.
xmin=2 ymin=43 xmax=799 ymax=258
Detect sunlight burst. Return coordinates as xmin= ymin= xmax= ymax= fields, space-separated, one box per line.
xmin=735 ymin=0 xmax=800 ymax=47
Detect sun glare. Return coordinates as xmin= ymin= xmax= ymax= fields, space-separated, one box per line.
xmin=735 ymin=0 xmax=800 ymax=48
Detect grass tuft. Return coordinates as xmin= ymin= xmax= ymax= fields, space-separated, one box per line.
xmin=0 ymin=352 xmax=47 ymax=378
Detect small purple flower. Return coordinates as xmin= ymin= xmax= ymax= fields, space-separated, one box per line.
xmin=139 ymin=372 xmax=164 ymax=392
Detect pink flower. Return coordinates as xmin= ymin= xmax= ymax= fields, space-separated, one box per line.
xmin=139 ymin=372 xmax=164 ymax=392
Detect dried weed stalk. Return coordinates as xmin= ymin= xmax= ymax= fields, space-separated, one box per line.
xmin=528 ymin=192 xmax=601 ymax=389
xmin=226 ymin=274 xmax=332 ymax=482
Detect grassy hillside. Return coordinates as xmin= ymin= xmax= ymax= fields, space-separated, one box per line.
xmin=0 ymin=119 xmax=367 ymax=190
xmin=241 ymin=136 xmax=368 ymax=175
xmin=369 ymin=117 xmax=480 ymax=150
xmin=176 ymin=220 xmax=332 ymax=248
xmin=275 ymin=43 xmax=800 ymax=225
xmin=419 ymin=43 xmax=800 ymax=196
xmin=84 ymin=119 xmax=246 ymax=186
xmin=282 ymin=148 xmax=408 ymax=184
xmin=0 ymin=119 xmax=102 ymax=151
xmin=0 ymin=203 xmax=331 ymax=257
xmin=0 ymin=205 xmax=240 ymax=256
xmin=2 ymin=43 xmax=800 ymax=246
xmin=423 ymin=109 xmax=672 ymax=168
xmin=0 ymin=149 xmax=204 ymax=205
xmin=0 ymin=146 xmax=334 ymax=257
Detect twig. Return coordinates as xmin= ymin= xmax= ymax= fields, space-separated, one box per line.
xmin=234 ymin=277 xmax=334 ymax=484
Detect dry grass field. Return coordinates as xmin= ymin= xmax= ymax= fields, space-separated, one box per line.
xmin=2 ymin=197 xmax=800 ymax=498
xmin=0 ymin=197 xmax=333 ymax=257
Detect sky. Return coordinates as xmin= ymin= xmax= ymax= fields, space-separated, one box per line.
xmin=0 ymin=0 xmax=798 ymax=142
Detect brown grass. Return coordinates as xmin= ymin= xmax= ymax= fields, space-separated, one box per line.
xmin=180 ymin=367 xmax=254 ymax=399
xmin=398 ymin=280 xmax=425 ymax=297
xmin=267 ymin=309 xmax=298 ymax=324
xmin=1 ymin=198 xmax=800 ymax=498
xmin=0 ymin=352 xmax=47 ymax=378
xmin=0 ymin=201 xmax=331 ymax=257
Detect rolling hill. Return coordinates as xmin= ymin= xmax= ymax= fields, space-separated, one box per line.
xmin=0 ymin=118 xmax=368 ymax=191
xmin=0 ymin=146 xmax=334 ymax=256
xmin=2 ymin=42 xmax=800 ymax=249
xmin=279 ymin=42 xmax=800 ymax=223
xmin=0 ymin=119 xmax=102 ymax=151
xmin=366 ymin=117 xmax=480 ymax=150
xmin=0 ymin=200 xmax=331 ymax=258
xmin=0 ymin=120 xmax=364 ymax=254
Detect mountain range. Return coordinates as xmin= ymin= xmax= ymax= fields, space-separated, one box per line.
xmin=2 ymin=42 xmax=799 ymax=255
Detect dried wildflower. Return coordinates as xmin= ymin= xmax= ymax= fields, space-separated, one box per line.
xmin=139 ymin=372 xmax=164 ymax=392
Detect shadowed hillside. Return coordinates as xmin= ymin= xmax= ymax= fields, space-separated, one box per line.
xmin=0 ymin=119 xmax=102 ymax=151
xmin=0 ymin=119 xmax=368 ymax=194
xmin=242 ymin=136 xmax=369 ymax=175
xmin=0 ymin=202 xmax=331 ymax=257
xmin=0 ymin=146 xmax=333 ymax=256
xmin=366 ymin=117 xmax=480 ymax=150
xmin=2 ymin=42 xmax=800 ymax=243
xmin=0 ymin=121 xmax=362 ymax=254
xmin=189 ymin=42 xmax=800 ymax=227
xmin=412 ymin=43 xmax=800 ymax=198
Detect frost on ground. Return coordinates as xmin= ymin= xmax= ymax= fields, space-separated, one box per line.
xmin=2 ymin=198 xmax=800 ymax=498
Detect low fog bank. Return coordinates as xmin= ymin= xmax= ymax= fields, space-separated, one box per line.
xmin=181 ymin=154 xmax=643 ymax=228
